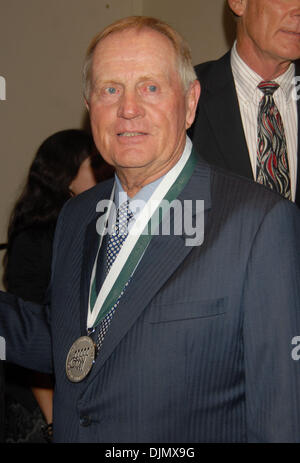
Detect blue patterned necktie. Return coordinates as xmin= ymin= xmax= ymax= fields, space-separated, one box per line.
xmin=256 ymin=81 xmax=291 ymax=200
xmin=95 ymin=200 xmax=134 ymax=352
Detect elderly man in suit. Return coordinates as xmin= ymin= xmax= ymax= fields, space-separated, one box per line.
xmin=0 ymin=16 xmax=300 ymax=443
xmin=190 ymin=0 xmax=300 ymax=206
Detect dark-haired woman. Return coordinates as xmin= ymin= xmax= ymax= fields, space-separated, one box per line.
xmin=2 ymin=129 xmax=113 ymax=442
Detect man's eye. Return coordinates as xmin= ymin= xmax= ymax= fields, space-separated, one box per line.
xmin=107 ymin=87 xmax=117 ymax=94
xmin=148 ymin=85 xmax=157 ymax=92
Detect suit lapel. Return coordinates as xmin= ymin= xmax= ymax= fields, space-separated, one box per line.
xmin=84 ymin=160 xmax=212 ymax=384
xmin=201 ymin=52 xmax=252 ymax=179
xmin=79 ymin=180 xmax=114 ymax=335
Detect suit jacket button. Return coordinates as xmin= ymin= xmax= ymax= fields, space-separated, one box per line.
xmin=80 ymin=415 xmax=91 ymax=427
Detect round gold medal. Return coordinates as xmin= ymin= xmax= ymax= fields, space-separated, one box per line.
xmin=66 ymin=336 xmax=95 ymax=382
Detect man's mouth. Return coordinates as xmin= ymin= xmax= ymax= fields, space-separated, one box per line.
xmin=281 ymin=30 xmax=300 ymax=36
xmin=118 ymin=132 xmax=146 ymax=137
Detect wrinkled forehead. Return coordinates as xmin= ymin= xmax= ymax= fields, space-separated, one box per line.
xmin=91 ymin=27 xmax=178 ymax=76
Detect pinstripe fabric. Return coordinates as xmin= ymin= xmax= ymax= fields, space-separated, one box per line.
xmin=0 ymin=159 xmax=300 ymax=442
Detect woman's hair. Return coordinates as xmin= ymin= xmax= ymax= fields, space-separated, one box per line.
xmin=7 ymin=129 xmax=98 ymax=233
xmin=3 ymin=129 xmax=113 ymax=285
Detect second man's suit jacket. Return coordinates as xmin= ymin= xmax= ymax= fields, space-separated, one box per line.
xmin=190 ymin=52 xmax=300 ymax=207
xmin=0 ymin=155 xmax=300 ymax=442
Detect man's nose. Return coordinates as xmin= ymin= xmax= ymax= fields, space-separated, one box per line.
xmin=117 ymin=90 xmax=144 ymax=119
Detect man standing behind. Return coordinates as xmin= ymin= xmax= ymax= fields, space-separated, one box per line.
xmin=190 ymin=0 xmax=300 ymax=205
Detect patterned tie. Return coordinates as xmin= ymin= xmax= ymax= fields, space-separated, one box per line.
xmin=95 ymin=200 xmax=134 ymax=352
xmin=256 ymin=81 xmax=291 ymax=199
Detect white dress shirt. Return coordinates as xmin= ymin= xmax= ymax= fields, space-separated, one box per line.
xmin=231 ymin=41 xmax=298 ymax=201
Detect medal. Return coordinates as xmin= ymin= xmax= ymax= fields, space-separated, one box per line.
xmin=66 ymin=336 xmax=95 ymax=382
xmin=65 ymin=138 xmax=197 ymax=384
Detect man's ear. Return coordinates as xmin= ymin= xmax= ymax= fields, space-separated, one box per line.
xmin=185 ymin=80 xmax=201 ymax=130
xmin=227 ymin=0 xmax=247 ymax=17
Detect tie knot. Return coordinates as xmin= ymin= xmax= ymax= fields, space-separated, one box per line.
xmin=116 ymin=200 xmax=134 ymax=234
xmin=105 ymin=200 xmax=134 ymax=274
xmin=117 ymin=199 xmax=133 ymax=218
xmin=258 ymin=81 xmax=279 ymax=96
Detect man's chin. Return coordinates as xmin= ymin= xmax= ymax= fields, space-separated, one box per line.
xmin=277 ymin=37 xmax=300 ymax=60
xmin=115 ymin=161 xmax=151 ymax=171
xmin=112 ymin=150 xmax=154 ymax=169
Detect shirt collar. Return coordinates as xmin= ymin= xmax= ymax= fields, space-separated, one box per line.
xmin=276 ymin=63 xmax=295 ymax=102
xmin=114 ymin=173 xmax=163 ymax=210
xmin=231 ymin=40 xmax=295 ymax=104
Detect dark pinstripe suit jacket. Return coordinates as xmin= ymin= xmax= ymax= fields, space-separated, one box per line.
xmin=0 ymin=156 xmax=300 ymax=442
xmin=189 ymin=53 xmax=300 ymax=207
